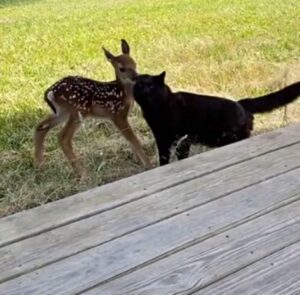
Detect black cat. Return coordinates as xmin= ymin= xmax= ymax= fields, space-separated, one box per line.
xmin=133 ymin=72 xmax=300 ymax=165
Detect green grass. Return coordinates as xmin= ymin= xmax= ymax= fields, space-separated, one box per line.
xmin=0 ymin=0 xmax=299 ymax=216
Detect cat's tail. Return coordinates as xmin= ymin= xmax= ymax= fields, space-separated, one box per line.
xmin=238 ymin=81 xmax=300 ymax=114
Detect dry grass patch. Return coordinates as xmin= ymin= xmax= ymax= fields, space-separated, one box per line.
xmin=0 ymin=0 xmax=299 ymax=216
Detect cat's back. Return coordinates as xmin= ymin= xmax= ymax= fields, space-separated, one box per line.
xmin=175 ymin=91 xmax=236 ymax=110
xmin=174 ymin=91 xmax=245 ymax=130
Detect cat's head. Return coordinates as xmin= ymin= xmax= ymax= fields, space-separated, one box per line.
xmin=133 ymin=71 xmax=167 ymax=105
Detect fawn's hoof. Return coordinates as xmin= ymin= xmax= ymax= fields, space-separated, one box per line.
xmin=74 ymin=169 xmax=90 ymax=183
xmin=34 ymin=159 xmax=44 ymax=170
xmin=145 ymin=160 xmax=155 ymax=170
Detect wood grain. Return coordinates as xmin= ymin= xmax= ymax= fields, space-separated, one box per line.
xmin=197 ymin=242 xmax=300 ymax=295
xmin=85 ymin=201 xmax=300 ymax=295
xmin=0 ymin=144 xmax=300 ymax=283
xmin=1 ymin=169 xmax=299 ymax=294
xmin=1 ymin=123 xmax=299 ymax=247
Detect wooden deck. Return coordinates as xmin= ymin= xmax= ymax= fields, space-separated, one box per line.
xmin=0 ymin=123 xmax=300 ymax=295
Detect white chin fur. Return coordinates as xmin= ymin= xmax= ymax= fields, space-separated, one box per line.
xmin=121 ymin=77 xmax=135 ymax=85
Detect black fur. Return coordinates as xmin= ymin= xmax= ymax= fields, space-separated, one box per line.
xmin=239 ymin=82 xmax=300 ymax=113
xmin=133 ymin=72 xmax=300 ymax=165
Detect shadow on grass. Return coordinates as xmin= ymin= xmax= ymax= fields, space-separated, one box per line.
xmin=0 ymin=111 xmax=155 ymax=217
xmin=0 ymin=0 xmax=41 ymax=8
xmin=0 ymin=106 xmax=43 ymax=150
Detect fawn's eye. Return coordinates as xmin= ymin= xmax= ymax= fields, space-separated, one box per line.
xmin=119 ymin=67 xmax=125 ymax=72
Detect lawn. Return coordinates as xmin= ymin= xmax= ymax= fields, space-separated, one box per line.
xmin=0 ymin=0 xmax=299 ymax=216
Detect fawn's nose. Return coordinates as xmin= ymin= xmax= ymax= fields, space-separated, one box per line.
xmin=131 ymin=69 xmax=138 ymax=81
xmin=131 ymin=74 xmax=138 ymax=82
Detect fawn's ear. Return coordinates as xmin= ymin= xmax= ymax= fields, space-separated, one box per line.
xmin=102 ymin=47 xmax=115 ymax=61
xmin=121 ymin=39 xmax=130 ymax=55
xmin=155 ymin=71 xmax=166 ymax=85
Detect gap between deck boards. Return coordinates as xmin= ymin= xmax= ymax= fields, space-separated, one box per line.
xmin=1 ymin=124 xmax=300 ymax=248
xmin=75 ymin=200 xmax=300 ymax=295
xmin=1 ymin=168 xmax=299 ymax=294
xmin=80 ymin=195 xmax=300 ymax=294
xmin=194 ymin=241 xmax=300 ymax=295
xmin=0 ymin=144 xmax=300 ymax=286
xmin=0 ymin=143 xmax=300 ymax=285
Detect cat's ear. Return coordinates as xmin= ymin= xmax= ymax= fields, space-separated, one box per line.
xmin=155 ymin=71 xmax=166 ymax=85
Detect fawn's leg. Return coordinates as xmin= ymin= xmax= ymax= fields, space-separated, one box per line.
xmin=175 ymin=136 xmax=191 ymax=160
xmin=58 ymin=113 xmax=85 ymax=178
xmin=112 ymin=116 xmax=152 ymax=169
xmin=34 ymin=113 xmax=67 ymax=169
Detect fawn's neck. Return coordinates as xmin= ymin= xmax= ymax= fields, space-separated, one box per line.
xmin=116 ymin=79 xmax=134 ymax=104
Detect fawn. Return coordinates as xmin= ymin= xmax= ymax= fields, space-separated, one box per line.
xmin=34 ymin=39 xmax=151 ymax=178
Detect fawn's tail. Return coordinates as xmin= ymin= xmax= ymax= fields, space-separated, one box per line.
xmin=44 ymin=90 xmax=57 ymax=114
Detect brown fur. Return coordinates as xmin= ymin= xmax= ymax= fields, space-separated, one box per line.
xmin=34 ymin=40 xmax=151 ymax=178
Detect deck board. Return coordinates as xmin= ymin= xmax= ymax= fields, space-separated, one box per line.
xmin=0 ymin=145 xmax=300 ymax=284
xmin=1 ymin=123 xmax=300 ymax=247
xmin=85 ymin=200 xmax=300 ymax=295
xmin=198 ymin=241 xmax=300 ymax=295
xmin=1 ymin=169 xmax=300 ymax=294
xmin=0 ymin=123 xmax=300 ymax=295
